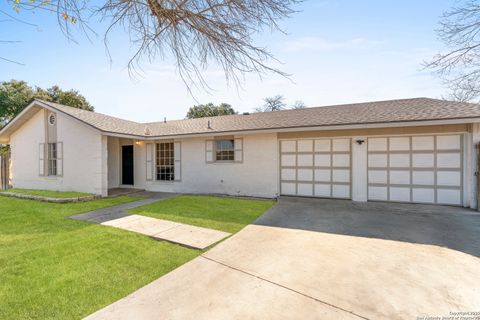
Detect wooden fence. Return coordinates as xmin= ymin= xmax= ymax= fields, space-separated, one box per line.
xmin=0 ymin=152 xmax=11 ymax=190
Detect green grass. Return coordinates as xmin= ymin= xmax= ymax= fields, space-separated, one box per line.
xmin=4 ymin=188 xmax=93 ymax=198
xmin=0 ymin=196 xmax=201 ymax=320
xmin=129 ymin=195 xmax=275 ymax=233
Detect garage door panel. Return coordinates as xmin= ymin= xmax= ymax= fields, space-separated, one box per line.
xmin=412 ymin=171 xmax=434 ymax=185
xmin=332 ymin=139 xmax=350 ymax=152
xmin=315 ymin=154 xmax=331 ymax=167
xmin=368 ymin=154 xmax=387 ymax=167
xmin=437 ymin=171 xmax=461 ymax=187
xmin=281 ymin=154 xmax=296 ymax=166
xmin=412 ymin=153 xmax=434 ymax=168
xmin=297 ymin=183 xmax=313 ymax=196
xmin=332 ymin=184 xmax=350 ymax=198
xmin=437 ymin=153 xmax=461 ymax=168
xmin=297 ymin=140 xmax=313 ymax=152
xmin=332 ymin=154 xmax=350 ymax=167
xmin=314 ymin=184 xmax=331 ymax=197
xmin=369 ymin=186 xmax=388 ymax=200
xmin=412 ymin=188 xmax=435 ymax=203
xmin=389 ymin=170 xmax=410 ymax=185
xmin=368 ymin=170 xmax=387 ymax=184
xmin=281 ymin=168 xmax=296 ymax=181
xmin=437 ymin=189 xmax=461 ymax=205
xmin=332 ymin=169 xmax=350 ymax=183
xmin=389 ymin=154 xmax=410 ymax=167
xmin=412 ymin=136 xmax=434 ymax=150
xmin=297 ymin=154 xmax=313 ymax=166
xmin=389 ymin=137 xmax=410 ymax=151
xmin=297 ymin=169 xmax=313 ymax=181
xmin=281 ymin=183 xmax=296 ymax=195
xmin=281 ymin=140 xmax=296 ymax=152
xmin=368 ymin=134 xmax=463 ymax=205
xmin=389 ymin=187 xmax=410 ymax=202
xmin=437 ymin=135 xmax=461 ymax=150
xmin=368 ymin=138 xmax=388 ymax=151
xmin=314 ymin=169 xmax=331 ymax=182
xmin=314 ymin=140 xmax=331 ymax=152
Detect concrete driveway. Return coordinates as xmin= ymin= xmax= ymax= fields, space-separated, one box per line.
xmin=86 ymin=197 xmax=480 ymax=320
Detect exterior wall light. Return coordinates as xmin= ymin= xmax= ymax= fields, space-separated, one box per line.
xmin=355 ymin=139 xmax=365 ymax=145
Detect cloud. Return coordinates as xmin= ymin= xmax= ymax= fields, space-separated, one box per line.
xmin=283 ymin=36 xmax=385 ymax=52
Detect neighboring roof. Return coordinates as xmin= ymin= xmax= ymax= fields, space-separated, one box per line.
xmin=2 ymin=97 xmax=480 ymax=142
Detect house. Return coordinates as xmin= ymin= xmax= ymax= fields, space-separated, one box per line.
xmin=1 ymin=97 xmax=480 ymax=208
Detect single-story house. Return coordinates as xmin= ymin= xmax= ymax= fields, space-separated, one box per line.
xmin=1 ymin=97 xmax=480 ymax=208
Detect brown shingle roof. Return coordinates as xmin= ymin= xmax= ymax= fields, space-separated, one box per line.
xmin=39 ymin=98 xmax=480 ymax=138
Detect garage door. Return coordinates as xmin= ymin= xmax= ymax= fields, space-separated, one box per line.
xmin=367 ymin=135 xmax=463 ymax=205
xmin=280 ymin=138 xmax=351 ymax=198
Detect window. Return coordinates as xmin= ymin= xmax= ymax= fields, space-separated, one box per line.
xmin=156 ymin=142 xmax=174 ymax=181
xmin=47 ymin=143 xmax=57 ymax=176
xmin=215 ymin=139 xmax=235 ymax=161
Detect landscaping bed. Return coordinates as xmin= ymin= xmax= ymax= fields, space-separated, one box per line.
xmin=0 ymin=188 xmax=98 ymax=203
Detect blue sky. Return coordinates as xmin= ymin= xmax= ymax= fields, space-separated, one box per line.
xmin=1 ymin=0 xmax=454 ymax=122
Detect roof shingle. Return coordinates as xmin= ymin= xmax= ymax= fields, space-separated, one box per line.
xmin=39 ymin=98 xmax=480 ymax=138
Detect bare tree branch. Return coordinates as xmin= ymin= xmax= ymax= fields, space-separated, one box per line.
xmin=3 ymin=0 xmax=300 ymax=94
xmin=425 ymin=0 xmax=480 ymax=101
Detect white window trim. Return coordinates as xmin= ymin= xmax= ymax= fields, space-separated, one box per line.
xmin=206 ymin=137 xmax=243 ymax=164
xmin=155 ymin=141 xmax=175 ymax=182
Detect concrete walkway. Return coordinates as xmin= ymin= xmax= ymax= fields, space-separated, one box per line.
xmin=101 ymin=214 xmax=230 ymax=249
xmin=85 ymin=197 xmax=480 ymax=320
xmin=69 ymin=192 xmax=230 ymax=249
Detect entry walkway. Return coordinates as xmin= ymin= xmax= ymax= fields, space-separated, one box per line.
xmin=69 ymin=192 xmax=231 ymax=249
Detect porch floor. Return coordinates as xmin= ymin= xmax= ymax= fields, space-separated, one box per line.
xmin=108 ymin=188 xmax=145 ymax=197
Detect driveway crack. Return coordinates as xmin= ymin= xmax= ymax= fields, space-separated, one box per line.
xmin=201 ymin=256 xmax=370 ymax=320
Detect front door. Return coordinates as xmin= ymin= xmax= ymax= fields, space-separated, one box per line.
xmin=122 ymin=145 xmax=134 ymax=185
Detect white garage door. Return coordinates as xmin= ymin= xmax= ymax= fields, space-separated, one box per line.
xmin=367 ymin=134 xmax=463 ymax=205
xmin=280 ymin=138 xmax=351 ymax=198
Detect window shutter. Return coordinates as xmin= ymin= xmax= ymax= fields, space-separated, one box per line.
xmin=234 ymin=138 xmax=243 ymax=162
xmin=146 ymin=143 xmax=154 ymax=181
xmin=174 ymin=142 xmax=181 ymax=181
xmin=57 ymin=142 xmax=63 ymax=176
xmin=39 ymin=143 xmax=45 ymax=176
xmin=205 ymin=140 xmax=214 ymax=163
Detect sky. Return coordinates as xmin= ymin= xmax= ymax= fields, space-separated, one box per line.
xmin=0 ymin=0 xmax=456 ymax=122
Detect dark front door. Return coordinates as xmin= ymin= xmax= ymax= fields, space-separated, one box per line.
xmin=122 ymin=145 xmax=134 ymax=185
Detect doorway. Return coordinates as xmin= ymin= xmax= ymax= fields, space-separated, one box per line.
xmin=122 ymin=145 xmax=134 ymax=185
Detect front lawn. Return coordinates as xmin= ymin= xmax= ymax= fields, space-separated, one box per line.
xmin=128 ymin=195 xmax=275 ymax=233
xmin=0 ymin=196 xmax=200 ymax=320
xmin=4 ymin=188 xmax=92 ymax=198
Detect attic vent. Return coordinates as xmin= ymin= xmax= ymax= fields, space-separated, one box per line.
xmin=48 ymin=113 xmax=56 ymax=126
xmin=144 ymin=126 xmax=151 ymax=136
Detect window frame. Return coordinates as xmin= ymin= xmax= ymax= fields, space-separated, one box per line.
xmin=155 ymin=142 xmax=175 ymax=181
xmin=47 ymin=142 xmax=58 ymax=176
xmin=214 ymin=139 xmax=235 ymax=162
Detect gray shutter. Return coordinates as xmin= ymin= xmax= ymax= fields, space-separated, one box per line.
xmin=57 ymin=142 xmax=63 ymax=176
xmin=205 ymin=140 xmax=214 ymax=163
xmin=39 ymin=143 xmax=45 ymax=176
xmin=174 ymin=141 xmax=181 ymax=181
xmin=146 ymin=143 xmax=154 ymax=181
xmin=234 ymin=138 xmax=243 ymax=162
